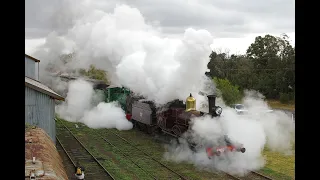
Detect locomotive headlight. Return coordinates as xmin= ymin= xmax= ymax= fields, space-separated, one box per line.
xmin=215 ymin=106 xmax=222 ymax=115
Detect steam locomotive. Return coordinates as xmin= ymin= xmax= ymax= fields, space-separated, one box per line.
xmin=125 ymin=92 xmax=246 ymax=158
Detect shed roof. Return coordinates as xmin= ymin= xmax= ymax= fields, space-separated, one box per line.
xmin=56 ymin=74 xmax=108 ymax=84
xmin=25 ymin=54 xmax=41 ymax=62
xmin=25 ymin=76 xmax=65 ymax=101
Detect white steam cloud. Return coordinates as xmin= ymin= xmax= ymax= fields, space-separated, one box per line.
xmin=56 ymin=79 xmax=133 ymax=130
xmin=32 ymin=2 xmax=213 ymax=106
xmin=164 ymin=90 xmax=295 ymax=176
xmin=28 ymin=0 xmax=294 ymax=176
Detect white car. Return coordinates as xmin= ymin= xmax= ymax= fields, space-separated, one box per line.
xmin=231 ymin=104 xmax=248 ymax=114
xmin=231 ymin=104 xmax=274 ymax=115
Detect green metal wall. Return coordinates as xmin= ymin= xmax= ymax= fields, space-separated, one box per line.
xmin=104 ymin=87 xmax=130 ymax=111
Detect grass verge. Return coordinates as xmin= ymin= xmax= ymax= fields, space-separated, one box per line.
xmin=266 ymin=100 xmax=295 ymax=111
xmin=260 ymin=148 xmax=295 ymax=180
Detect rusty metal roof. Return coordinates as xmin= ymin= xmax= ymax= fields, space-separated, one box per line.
xmin=25 ymin=127 xmax=68 ymax=180
xmin=25 ymin=54 xmax=41 ymax=62
xmin=52 ymin=73 xmax=108 ymax=85
xmin=25 ymin=76 xmax=65 ymax=101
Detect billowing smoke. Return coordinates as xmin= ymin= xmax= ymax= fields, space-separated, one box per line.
xmin=56 ymin=79 xmax=133 ymax=130
xmin=164 ymin=90 xmax=295 ymax=176
xmin=33 ymin=1 xmax=213 ymax=130
xmin=31 ymin=2 xmax=213 ymax=106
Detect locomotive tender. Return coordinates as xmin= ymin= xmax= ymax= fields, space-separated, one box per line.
xmin=125 ymin=92 xmax=246 ymax=158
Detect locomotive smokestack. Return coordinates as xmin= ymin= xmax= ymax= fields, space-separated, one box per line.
xmin=207 ymin=95 xmax=216 ymax=115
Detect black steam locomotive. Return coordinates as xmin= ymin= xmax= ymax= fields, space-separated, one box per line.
xmin=125 ymin=93 xmax=246 ymax=158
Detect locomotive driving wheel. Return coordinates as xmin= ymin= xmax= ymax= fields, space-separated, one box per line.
xmin=172 ymin=125 xmax=182 ymax=137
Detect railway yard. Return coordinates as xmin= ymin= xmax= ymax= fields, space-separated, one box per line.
xmin=25 ymin=1 xmax=296 ymax=179
xmin=56 ymin=118 xmax=294 ymax=180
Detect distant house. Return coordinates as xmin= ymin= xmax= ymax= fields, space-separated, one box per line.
xmin=25 ymin=54 xmax=64 ymax=143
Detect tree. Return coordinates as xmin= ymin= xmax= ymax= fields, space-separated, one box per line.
xmin=245 ymin=34 xmax=295 ymax=99
xmin=213 ymin=77 xmax=243 ymax=106
xmin=207 ymin=34 xmax=295 ymax=101
xmin=246 ymin=35 xmax=280 ymax=69
xmin=79 ymin=65 xmax=109 ymax=83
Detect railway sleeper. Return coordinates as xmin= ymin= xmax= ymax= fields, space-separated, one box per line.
xmin=88 ymin=169 xmax=109 ymax=173
xmin=70 ymin=149 xmax=81 ymax=153
xmin=70 ymin=154 xmax=92 ymax=158
xmin=67 ymin=153 xmax=90 ymax=158
xmin=71 ymin=152 xmax=87 ymax=156
xmin=62 ymin=135 xmax=72 ymax=138
xmin=90 ymin=177 xmax=109 ymax=180
xmin=70 ymin=151 xmax=86 ymax=154
xmin=76 ymin=158 xmax=96 ymax=163
xmin=73 ymin=156 xmax=92 ymax=160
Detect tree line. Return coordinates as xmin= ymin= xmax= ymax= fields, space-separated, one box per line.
xmin=207 ymin=34 xmax=295 ymax=104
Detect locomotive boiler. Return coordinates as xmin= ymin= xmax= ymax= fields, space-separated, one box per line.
xmin=125 ymin=93 xmax=246 ymax=158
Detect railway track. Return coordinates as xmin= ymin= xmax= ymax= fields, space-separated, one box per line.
xmin=61 ymin=120 xmax=226 ymax=179
xmin=225 ymin=170 xmax=273 ymax=180
xmin=57 ymin=119 xmax=275 ymax=180
xmin=56 ymin=137 xmax=78 ymax=179
xmin=115 ymin=129 xmax=275 ymax=180
xmin=98 ymin=134 xmax=158 ymax=180
xmin=100 ymin=129 xmax=189 ymax=180
xmin=56 ymin=120 xmax=115 ymax=180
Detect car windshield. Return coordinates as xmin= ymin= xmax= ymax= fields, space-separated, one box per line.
xmin=235 ymin=104 xmax=245 ymax=109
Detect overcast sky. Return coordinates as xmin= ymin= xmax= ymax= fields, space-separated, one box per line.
xmin=25 ymin=0 xmax=295 ymax=55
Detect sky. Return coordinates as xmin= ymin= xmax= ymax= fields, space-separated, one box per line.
xmin=25 ymin=0 xmax=295 ymax=55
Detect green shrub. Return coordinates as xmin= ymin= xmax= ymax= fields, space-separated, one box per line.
xmin=288 ymin=92 xmax=295 ymax=102
xmin=213 ymin=77 xmax=243 ymax=106
xmin=279 ymin=93 xmax=290 ymax=104
xmin=78 ymin=65 xmax=109 ymax=83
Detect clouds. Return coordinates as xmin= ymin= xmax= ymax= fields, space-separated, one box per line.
xmin=127 ymin=0 xmax=294 ymax=38
xmin=26 ymin=0 xmax=294 ymax=38
xmin=25 ymin=0 xmax=61 ymax=39
xmin=25 ymin=0 xmax=294 ymax=54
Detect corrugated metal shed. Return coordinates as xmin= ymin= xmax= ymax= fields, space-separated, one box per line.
xmin=25 ymin=76 xmax=64 ymax=101
xmin=25 ymin=54 xmax=40 ymax=80
xmin=25 ymin=77 xmax=64 ymax=143
xmin=25 ymin=54 xmax=41 ymax=62
xmin=25 ymin=56 xmax=36 ymax=80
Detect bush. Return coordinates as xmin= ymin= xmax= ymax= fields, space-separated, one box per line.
xmin=78 ymin=65 xmax=109 ymax=83
xmin=288 ymin=92 xmax=295 ymax=102
xmin=213 ymin=77 xmax=243 ymax=106
xmin=279 ymin=93 xmax=290 ymax=104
